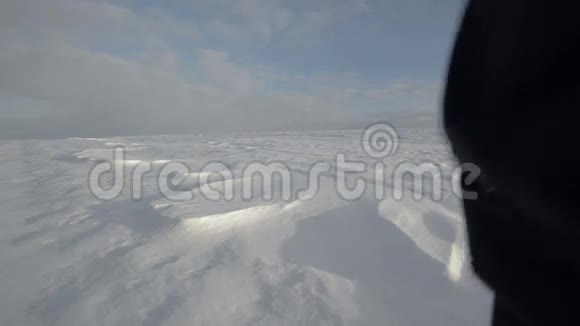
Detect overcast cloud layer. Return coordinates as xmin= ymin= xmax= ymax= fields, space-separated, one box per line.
xmin=0 ymin=0 xmax=462 ymax=139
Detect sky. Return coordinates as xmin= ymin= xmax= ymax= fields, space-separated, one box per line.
xmin=0 ymin=0 xmax=465 ymax=139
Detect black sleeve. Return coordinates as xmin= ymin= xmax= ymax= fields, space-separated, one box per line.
xmin=443 ymin=1 xmax=580 ymax=325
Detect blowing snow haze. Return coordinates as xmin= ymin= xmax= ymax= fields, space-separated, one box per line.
xmin=0 ymin=0 xmax=461 ymax=138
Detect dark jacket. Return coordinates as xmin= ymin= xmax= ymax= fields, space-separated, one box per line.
xmin=444 ymin=1 xmax=580 ymax=325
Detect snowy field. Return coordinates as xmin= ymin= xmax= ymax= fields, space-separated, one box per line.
xmin=0 ymin=129 xmax=492 ymax=326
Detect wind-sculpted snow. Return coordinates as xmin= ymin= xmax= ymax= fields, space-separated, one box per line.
xmin=0 ymin=130 xmax=492 ymax=326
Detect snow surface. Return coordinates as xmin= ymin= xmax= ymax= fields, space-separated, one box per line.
xmin=0 ymin=129 xmax=492 ymax=326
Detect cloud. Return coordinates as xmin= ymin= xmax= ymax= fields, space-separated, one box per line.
xmin=0 ymin=0 xmax=446 ymax=139
xmin=363 ymin=81 xmax=442 ymax=103
xmin=0 ymin=43 xmax=362 ymax=138
xmin=195 ymin=49 xmax=259 ymax=96
xmin=176 ymin=0 xmax=370 ymax=43
xmin=0 ymin=0 xmax=201 ymax=49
